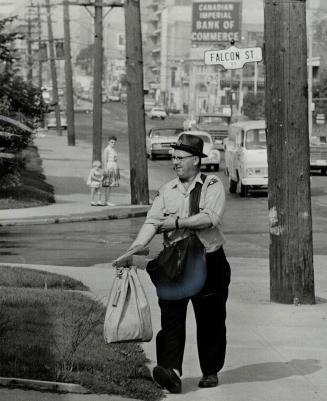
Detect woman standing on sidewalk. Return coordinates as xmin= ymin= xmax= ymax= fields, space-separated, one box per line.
xmin=103 ymin=136 xmax=120 ymax=206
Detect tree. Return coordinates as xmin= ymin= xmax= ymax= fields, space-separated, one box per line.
xmin=75 ymin=44 xmax=94 ymax=73
xmin=0 ymin=17 xmax=47 ymax=191
xmin=242 ymin=92 xmax=265 ymax=120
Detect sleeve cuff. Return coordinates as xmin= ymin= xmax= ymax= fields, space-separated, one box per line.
xmin=201 ymin=208 xmax=220 ymax=227
xmin=132 ymin=255 xmax=148 ymax=270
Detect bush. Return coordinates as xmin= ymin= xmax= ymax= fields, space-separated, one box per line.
xmin=0 ymin=145 xmax=55 ymax=208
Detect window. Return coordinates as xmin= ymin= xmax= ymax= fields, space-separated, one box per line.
xmin=245 ymin=129 xmax=267 ymax=149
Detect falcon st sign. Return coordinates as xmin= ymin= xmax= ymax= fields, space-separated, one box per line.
xmin=204 ymin=45 xmax=262 ymax=70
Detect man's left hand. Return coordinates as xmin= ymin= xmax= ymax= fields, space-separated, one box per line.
xmin=157 ymin=216 xmax=176 ymax=232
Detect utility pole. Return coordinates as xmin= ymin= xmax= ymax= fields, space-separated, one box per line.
xmin=264 ymin=0 xmax=315 ymax=304
xmin=254 ymin=62 xmax=258 ymax=96
xmin=45 ymin=0 xmax=62 ymax=136
xmin=37 ymin=4 xmax=43 ymax=89
xmin=307 ymin=0 xmax=313 ymax=139
xmin=124 ymin=0 xmax=149 ymax=204
xmin=92 ymin=0 xmax=103 ymax=161
xmin=63 ymin=0 xmax=75 ymax=146
xmin=26 ymin=11 xmax=33 ymax=82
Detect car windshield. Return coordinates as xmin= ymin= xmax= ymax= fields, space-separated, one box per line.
xmin=197 ymin=135 xmax=211 ymax=144
xmin=198 ymin=116 xmax=230 ymax=125
xmin=245 ymin=129 xmax=266 ymax=149
xmin=151 ymin=129 xmax=182 ymax=138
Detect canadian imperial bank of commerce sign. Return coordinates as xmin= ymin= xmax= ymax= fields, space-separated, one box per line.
xmin=191 ymin=1 xmax=241 ymax=45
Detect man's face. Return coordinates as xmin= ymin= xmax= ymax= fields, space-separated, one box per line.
xmin=172 ymin=150 xmax=198 ymax=179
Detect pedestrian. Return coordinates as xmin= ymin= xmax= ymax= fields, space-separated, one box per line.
xmin=86 ymin=160 xmax=104 ymax=206
xmin=113 ymin=133 xmax=231 ymax=394
xmin=103 ymin=135 xmax=120 ymax=206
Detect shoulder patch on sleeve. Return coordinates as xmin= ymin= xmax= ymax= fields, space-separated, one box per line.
xmin=208 ymin=177 xmax=219 ymax=186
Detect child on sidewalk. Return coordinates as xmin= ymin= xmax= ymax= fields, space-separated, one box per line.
xmin=86 ymin=160 xmax=104 ymax=206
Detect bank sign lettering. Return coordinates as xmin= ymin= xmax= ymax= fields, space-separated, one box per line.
xmin=191 ymin=1 xmax=241 ymax=44
xmin=204 ymin=45 xmax=263 ymax=70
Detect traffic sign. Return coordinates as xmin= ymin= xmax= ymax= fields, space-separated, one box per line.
xmin=204 ymin=45 xmax=262 ymax=70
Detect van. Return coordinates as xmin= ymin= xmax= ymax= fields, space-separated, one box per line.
xmin=224 ymin=120 xmax=267 ymax=197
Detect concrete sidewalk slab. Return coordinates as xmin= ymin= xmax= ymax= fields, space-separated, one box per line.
xmin=0 ymin=132 xmax=152 ymax=225
xmin=1 ymin=255 xmax=326 ymax=401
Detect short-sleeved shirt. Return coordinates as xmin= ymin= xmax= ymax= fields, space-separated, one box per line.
xmin=145 ymin=172 xmax=226 ymax=253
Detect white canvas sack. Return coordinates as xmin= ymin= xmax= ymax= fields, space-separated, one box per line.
xmin=104 ymin=266 xmax=153 ymax=343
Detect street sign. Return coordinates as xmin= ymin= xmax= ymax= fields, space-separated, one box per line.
xmin=204 ymin=45 xmax=262 ymax=70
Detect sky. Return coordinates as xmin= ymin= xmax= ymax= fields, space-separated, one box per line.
xmin=2 ymin=0 xmax=265 ymax=25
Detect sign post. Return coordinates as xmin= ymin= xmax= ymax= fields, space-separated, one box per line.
xmin=204 ymin=39 xmax=263 ymax=118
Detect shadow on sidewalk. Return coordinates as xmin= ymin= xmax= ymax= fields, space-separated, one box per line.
xmin=45 ymin=176 xmax=89 ymax=195
xmin=179 ymin=359 xmax=321 ymax=394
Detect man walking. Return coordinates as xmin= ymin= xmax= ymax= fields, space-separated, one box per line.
xmin=113 ymin=134 xmax=231 ymax=393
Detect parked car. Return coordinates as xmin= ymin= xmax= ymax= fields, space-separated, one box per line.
xmin=148 ymin=107 xmax=167 ymax=120
xmin=224 ymin=120 xmax=267 ymax=197
xmin=194 ymin=113 xmax=231 ymax=150
xmin=176 ymin=131 xmax=221 ymax=171
xmin=310 ymin=136 xmax=327 ymax=175
xmin=146 ymin=127 xmax=183 ymax=160
xmin=46 ymin=112 xmax=67 ymax=130
xmin=108 ymin=93 xmax=120 ymax=102
xmin=74 ymin=99 xmax=92 ymax=114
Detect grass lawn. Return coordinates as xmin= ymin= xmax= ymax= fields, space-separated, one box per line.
xmin=0 ymin=265 xmax=88 ymax=291
xmin=0 ymin=268 xmax=162 ymax=400
xmin=0 ymin=145 xmax=55 ymax=210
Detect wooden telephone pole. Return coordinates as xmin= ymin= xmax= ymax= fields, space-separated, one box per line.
xmin=63 ymin=0 xmax=75 ymax=146
xmin=125 ymin=0 xmax=149 ymax=204
xmin=45 ymin=0 xmax=62 ymax=136
xmin=92 ymin=0 xmax=103 ymax=161
xmin=37 ymin=4 xmax=43 ymax=89
xmin=264 ymin=0 xmax=315 ymax=304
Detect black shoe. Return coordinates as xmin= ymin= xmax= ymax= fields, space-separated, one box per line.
xmin=153 ymin=366 xmax=181 ymax=394
xmin=198 ymin=374 xmax=218 ymax=388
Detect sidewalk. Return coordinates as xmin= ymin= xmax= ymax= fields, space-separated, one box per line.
xmin=0 ymin=255 xmax=326 ymax=401
xmin=0 ymin=131 xmax=150 ymax=225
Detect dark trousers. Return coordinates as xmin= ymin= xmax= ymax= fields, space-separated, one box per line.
xmin=156 ymin=246 xmax=231 ymax=376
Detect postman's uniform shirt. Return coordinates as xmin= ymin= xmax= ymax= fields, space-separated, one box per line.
xmin=145 ymin=172 xmax=226 ymax=253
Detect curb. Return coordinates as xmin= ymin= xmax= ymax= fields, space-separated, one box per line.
xmin=0 ymin=377 xmax=89 ymax=394
xmin=0 ymin=207 xmax=150 ymax=227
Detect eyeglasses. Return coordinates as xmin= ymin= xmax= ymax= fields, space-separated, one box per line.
xmin=171 ymin=155 xmax=194 ymax=162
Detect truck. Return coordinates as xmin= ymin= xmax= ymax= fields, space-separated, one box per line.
xmin=310 ymin=136 xmax=327 ymax=175
xmin=194 ymin=113 xmax=231 ymax=150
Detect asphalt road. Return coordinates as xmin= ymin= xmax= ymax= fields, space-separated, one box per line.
xmin=1 ymin=103 xmax=327 ymax=267
xmin=1 ymin=171 xmax=327 ymax=267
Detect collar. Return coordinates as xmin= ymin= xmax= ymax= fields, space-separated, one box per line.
xmin=171 ymin=172 xmax=203 ymax=194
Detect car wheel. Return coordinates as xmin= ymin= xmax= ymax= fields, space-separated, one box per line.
xmin=229 ymin=178 xmax=237 ymax=193
xmin=151 ymin=116 xmax=154 ymax=119
xmin=161 ymin=117 xmax=165 ymax=120
xmin=206 ymin=164 xmax=211 ymax=171
xmin=149 ymin=152 xmax=156 ymax=160
xmin=321 ymin=168 xmax=327 ymax=176
xmin=214 ymin=164 xmax=219 ymax=172
xmin=240 ymin=183 xmax=248 ymax=197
